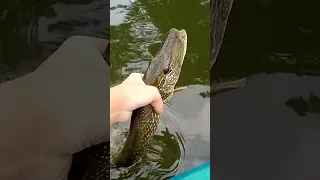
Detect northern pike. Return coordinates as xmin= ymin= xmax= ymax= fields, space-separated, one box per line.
xmin=111 ymin=28 xmax=187 ymax=167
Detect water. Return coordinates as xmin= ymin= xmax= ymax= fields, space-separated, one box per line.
xmin=109 ymin=0 xmax=210 ymax=179
xmin=211 ymin=0 xmax=320 ymax=179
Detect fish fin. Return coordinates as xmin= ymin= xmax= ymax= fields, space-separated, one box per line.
xmin=174 ymin=86 xmax=187 ymax=93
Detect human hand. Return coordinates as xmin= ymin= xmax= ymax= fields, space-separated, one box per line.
xmin=0 ymin=35 xmax=110 ymax=180
xmin=110 ymin=73 xmax=164 ymax=124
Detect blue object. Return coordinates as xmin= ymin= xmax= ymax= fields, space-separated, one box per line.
xmin=170 ymin=162 xmax=210 ymax=180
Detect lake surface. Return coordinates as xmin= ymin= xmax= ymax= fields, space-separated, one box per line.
xmin=110 ymin=0 xmax=210 ymax=179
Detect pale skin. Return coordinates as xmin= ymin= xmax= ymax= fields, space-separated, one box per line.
xmin=110 ymin=73 xmax=163 ymax=125
xmin=0 ymin=36 xmax=163 ymax=180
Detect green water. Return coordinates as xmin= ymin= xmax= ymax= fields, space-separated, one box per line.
xmin=110 ymin=0 xmax=210 ymax=86
xmin=110 ymin=0 xmax=210 ymax=179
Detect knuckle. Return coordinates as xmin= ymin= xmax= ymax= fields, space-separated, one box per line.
xmin=129 ymin=73 xmax=139 ymax=78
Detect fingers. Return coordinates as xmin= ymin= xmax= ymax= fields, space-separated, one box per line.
xmin=147 ymin=86 xmax=164 ymax=114
xmin=125 ymin=73 xmax=163 ymax=114
xmin=123 ymin=73 xmax=144 ymax=84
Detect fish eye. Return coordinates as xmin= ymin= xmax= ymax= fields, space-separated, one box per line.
xmin=163 ymin=67 xmax=170 ymax=74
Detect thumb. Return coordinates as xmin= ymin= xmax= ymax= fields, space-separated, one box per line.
xmin=146 ymin=86 xmax=164 ymax=114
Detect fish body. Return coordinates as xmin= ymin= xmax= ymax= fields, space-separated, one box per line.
xmin=112 ymin=28 xmax=188 ymax=167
